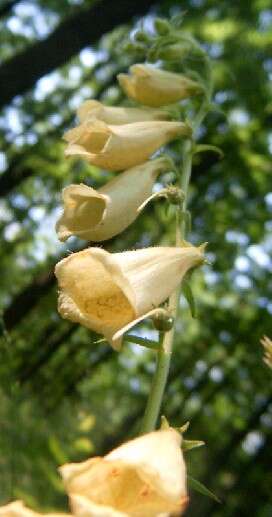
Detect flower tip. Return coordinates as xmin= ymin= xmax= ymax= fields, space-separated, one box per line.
xmin=199 ymin=242 xmax=208 ymax=253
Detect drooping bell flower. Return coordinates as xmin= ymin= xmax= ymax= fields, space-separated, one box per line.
xmin=60 ymin=428 xmax=188 ymax=517
xmin=118 ymin=64 xmax=203 ymax=107
xmin=63 ymin=119 xmax=191 ymax=171
xmin=77 ymin=100 xmax=170 ymax=125
xmin=55 ymin=244 xmax=205 ymax=350
xmin=56 ymin=157 xmax=172 ymax=242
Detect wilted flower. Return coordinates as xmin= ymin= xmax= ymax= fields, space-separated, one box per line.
xmin=77 ymin=100 xmax=170 ymax=124
xmin=118 ymin=64 xmax=203 ymax=107
xmin=64 ymin=119 xmax=191 ymax=171
xmin=56 ymin=157 xmax=172 ymax=242
xmin=60 ymin=428 xmax=188 ymax=517
xmin=55 ymin=244 xmax=205 ymax=349
xmin=0 ymin=500 xmax=70 ymax=517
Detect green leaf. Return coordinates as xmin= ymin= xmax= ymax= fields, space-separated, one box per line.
xmin=182 ymin=280 xmax=197 ymax=318
xmin=188 ymin=475 xmax=221 ymax=503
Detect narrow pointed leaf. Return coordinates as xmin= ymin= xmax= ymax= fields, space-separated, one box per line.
xmin=182 ymin=280 xmax=197 ymax=318
xmin=188 ymin=475 xmax=221 ymax=503
xmin=194 ymin=144 xmax=224 ymax=158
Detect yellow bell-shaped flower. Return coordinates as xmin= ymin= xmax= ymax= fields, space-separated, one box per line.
xmin=56 ymin=157 xmax=172 ymax=242
xmin=60 ymin=428 xmax=188 ymax=517
xmin=118 ymin=64 xmax=203 ymax=107
xmin=64 ymin=119 xmax=191 ymax=171
xmin=55 ymin=244 xmax=205 ymax=349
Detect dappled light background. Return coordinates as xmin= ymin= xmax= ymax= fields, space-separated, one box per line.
xmin=0 ymin=0 xmax=271 ymax=516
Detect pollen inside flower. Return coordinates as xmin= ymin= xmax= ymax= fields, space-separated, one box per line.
xmin=68 ymin=459 xmax=182 ymax=516
xmin=58 ymin=251 xmax=134 ymax=327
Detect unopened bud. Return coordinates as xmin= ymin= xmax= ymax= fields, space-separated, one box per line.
xmin=167 ymin=186 xmax=185 ymax=205
xmin=152 ymin=308 xmax=174 ymax=332
xmin=158 ymin=43 xmax=191 ymax=61
xmin=134 ymin=30 xmax=150 ymax=43
xmin=123 ymin=42 xmax=145 ymax=54
xmin=154 ymin=18 xmax=171 ymax=35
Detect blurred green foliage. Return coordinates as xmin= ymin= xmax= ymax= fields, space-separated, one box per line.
xmin=0 ymin=0 xmax=271 ymax=516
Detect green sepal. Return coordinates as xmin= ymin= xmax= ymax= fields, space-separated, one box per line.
xmin=160 ymin=417 xmax=190 ymax=433
xmin=160 ymin=415 xmax=170 ymax=429
xmin=193 ymin=144 xmax=224 ymax=159
xmin=182 ymin=439 xmax=205 ymax=451
xmin=179 ymin=421 xmax=190 ymax=433
xmin=182 ymin=279 xmax=197 ymax=318
xmin=188 ymin=475 xmax=221 ymax=503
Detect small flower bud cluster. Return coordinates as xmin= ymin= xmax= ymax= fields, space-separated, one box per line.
xmin=121 ymin=17 xmax=206 ymax=66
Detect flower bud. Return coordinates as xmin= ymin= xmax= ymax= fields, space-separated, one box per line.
xmin=152 ymin=308 xmax=174 ymax=331
xmin=158 ymin=43 xmax=191 ymax=61
xmin=118 ymin=64 xmax=204 ymax=107
xmin=122 ymin=41 xmax=145 ymax=54
xmin=154 ymin=18 xmax=171 ymax=35
xmin=133 ymin=29 xmax=150 ymax=43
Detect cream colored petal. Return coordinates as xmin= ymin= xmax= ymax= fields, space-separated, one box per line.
xmin=65 ymin=120 xmax=190 ymax=171
xmin=56 ymin=157 xmax=171 ymax=242
xmin=55 ymin=248 xmax=137 ymax=350
xmin=77 ymin=100 xmax=170 ymax=124
xmin=114 ymin=245 xmax=204 ymax=315
xmin=70 ymin=495 xmax=128 ymax=517
xmin=106 ymin=429 xmax=186 ymax=502
xmin=77 ymin=100 xmax=103 ymax=122
xmin=60 ymin=429 xmax=187 ymax=517
xmin=118 ymin=64 xmax=202 ymax=107
xmin=63 ymin=457 xmax=183 ymax=516
xmin=0 ymin=500 xmax=70 ymax=517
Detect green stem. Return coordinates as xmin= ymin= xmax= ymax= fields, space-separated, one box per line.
xmin=125 ymin=334 xmax=159 ymax=350
xmin=141 ymin=332 xmax=170 ymax=433
xmin=140 ymin=140 xmax=193 ymax=434
xmin=140 ymin=89 xmax=212 ymax=433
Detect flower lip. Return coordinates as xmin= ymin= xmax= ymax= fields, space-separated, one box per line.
xmin=55 ymin=248 xmax=137 ymax=350
xmin=56 ymin=184 xmax=109 ymax=242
